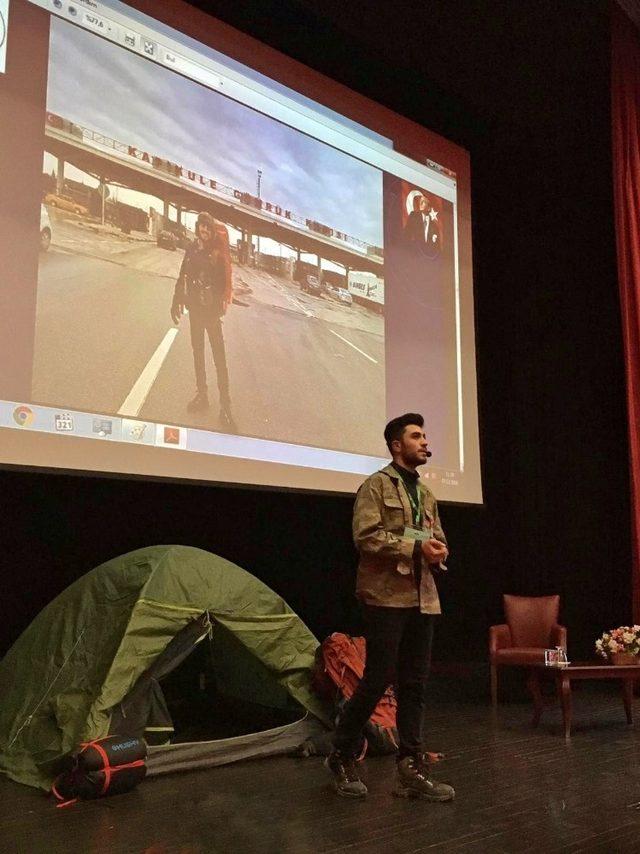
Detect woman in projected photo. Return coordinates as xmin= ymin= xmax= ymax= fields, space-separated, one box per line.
xmin=170 ymin=212 xmax=234 ymax=428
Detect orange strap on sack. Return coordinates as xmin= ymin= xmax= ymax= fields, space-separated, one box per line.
xmin=51 ymin=738 xmax=146 ymax=808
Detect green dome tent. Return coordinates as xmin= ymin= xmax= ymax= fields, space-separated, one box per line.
xmin=0 ymin=546 xmax=330 ymax=789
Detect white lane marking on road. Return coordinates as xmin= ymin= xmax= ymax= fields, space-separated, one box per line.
xmin=329 ymin=329 xmax=378 ymax=364
xmin=118 ymin=327 xmax=179 ymax=417
xmin=285 ymin=293 xmax=313 ymax=317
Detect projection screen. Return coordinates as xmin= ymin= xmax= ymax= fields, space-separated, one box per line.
xmin=0 ymin=0 xmax=482 ymax=502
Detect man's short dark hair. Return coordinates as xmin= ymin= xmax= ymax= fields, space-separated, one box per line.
xmin=384 ymin=413 xmax=424 ymax=452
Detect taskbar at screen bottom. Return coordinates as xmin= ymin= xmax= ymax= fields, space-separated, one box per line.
xmin=0 ymin=401 xmax=473 ymax=498
xmin=0 ymin=399 xmax=388 ymax=478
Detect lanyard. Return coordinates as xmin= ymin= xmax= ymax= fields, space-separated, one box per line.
xmin=400 ymin=480 xmax=423 ymax=527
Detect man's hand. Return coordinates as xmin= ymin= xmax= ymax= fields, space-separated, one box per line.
xmin=170 ymin=300 xmax=184 ymax=325
xmin=421 ymin=538 xmax=449 ymax=564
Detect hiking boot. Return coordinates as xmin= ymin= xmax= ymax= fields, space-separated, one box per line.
xmin=187 ymin=391 xmax=209 ymax=412
xmin=394 ymin=756 xmax=455 ymax=802
xmin=324 ymin=751 xmax=368 ymax=799
xmin=417 ymin=750 xmax=445 ymax=766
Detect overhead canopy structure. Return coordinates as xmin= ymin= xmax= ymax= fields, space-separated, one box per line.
xmin=0 ymin=545 xmax=329 ymax=789
xmin=45 ymin=125 xmax=384 ymax=274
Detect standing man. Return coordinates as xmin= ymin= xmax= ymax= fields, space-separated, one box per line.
xmin=171 ymin=212 xmax=234 ymax=427
xmin=404 ymin=193 xmax=442 ymax=259
xmin=404 ymin=193 xmax=431 ymax=244
xmin=326 ymin=413 xmax=455 ymax=802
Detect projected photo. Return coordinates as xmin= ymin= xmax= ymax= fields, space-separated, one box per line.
xmin=32 ymin=19 xmax=387 ymax=456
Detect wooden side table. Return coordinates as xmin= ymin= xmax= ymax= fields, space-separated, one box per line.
xmin=528 ymin=661 xmax=640 ymax=740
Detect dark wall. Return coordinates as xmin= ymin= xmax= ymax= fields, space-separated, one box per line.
xmin=0 ymin=0 xmax=632 ymax=661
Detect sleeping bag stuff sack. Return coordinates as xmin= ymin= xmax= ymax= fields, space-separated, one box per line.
xmin=51 ymin=736 xmax=147 ymax=807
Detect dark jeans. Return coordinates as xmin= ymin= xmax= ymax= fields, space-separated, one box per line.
xmin=333 ymin=605 xmax=434 ymax=759
xmin=189 ymin=306 xmax=230 ymax=405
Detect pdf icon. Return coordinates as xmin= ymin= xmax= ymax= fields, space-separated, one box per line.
xmin=0 ymin=0 xmax=8 ymax=75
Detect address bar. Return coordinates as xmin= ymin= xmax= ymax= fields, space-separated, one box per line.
xmin=161 ymin=48 xmax=226 ymax=92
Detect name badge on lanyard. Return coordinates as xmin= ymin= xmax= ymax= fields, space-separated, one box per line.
xmin=401 ymin=482 xmax=432 ymax=540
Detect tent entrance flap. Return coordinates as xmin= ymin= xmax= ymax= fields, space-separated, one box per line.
xmin=109 ymin=612 xmax=212 ymax=744
xmin=159 ymin=620 xmax=307 ymax=743
xmin=110 ymin=612 xmax=311 ymax=746
xmin=146 ymin=714 xmax=326 ymax=776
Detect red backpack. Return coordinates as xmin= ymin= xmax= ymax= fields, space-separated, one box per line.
xmin=314 ymin=633 xmax=443 ymax=761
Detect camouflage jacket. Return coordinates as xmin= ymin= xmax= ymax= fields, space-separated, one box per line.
xmin=352 ymin=464 xmax=447 ymax=614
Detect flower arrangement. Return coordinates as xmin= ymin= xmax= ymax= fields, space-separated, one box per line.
xmin=595 ymin=625 xmax=640 ymax=661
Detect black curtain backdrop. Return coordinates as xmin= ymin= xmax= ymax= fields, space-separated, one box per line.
xmin=0 ymin=0 xmax=632 ymax=664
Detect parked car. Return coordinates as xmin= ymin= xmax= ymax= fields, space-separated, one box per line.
xmin=326 ymin=284 xmax=353 ymax=305
xmin=39 ymin=205 xmax=52 ymax=251
xmin=157 ymin=230 xmax=178 ymax=250
xmin=43 ymin=193 xmax=88 ymax=216
xmin=300 ymin=274 xmax=324 ymax=296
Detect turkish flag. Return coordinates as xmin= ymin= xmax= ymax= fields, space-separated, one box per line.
xmin=400 ymin=181 xmax=444 ymax=257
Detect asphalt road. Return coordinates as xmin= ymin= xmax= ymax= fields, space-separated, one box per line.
xmin=32 ymin=228 xmax=387 ymax=456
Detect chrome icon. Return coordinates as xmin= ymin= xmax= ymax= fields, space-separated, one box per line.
xmin=13 ymin=405 xmax=34 ymax=427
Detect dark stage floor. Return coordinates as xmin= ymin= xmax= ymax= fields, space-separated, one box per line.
xmin=3 ymin=685 xmax=640 ymax=854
